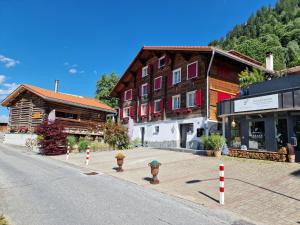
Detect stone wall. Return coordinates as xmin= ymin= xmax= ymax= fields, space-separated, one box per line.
xmin=229 ymin=149 xmax=286 ymax=162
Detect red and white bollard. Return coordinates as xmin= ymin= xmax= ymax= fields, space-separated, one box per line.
xmin=219 ymin=163 xmax=225 ymax=205
xmin=66 ymin=144 xmax=70 ymax=160
xmin=85 ymin=146 xmax=90 ymax=166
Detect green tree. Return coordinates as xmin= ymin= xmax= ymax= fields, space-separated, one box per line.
xmin=239 ymin=68 xmax=265 ymax=89
xmin=95 ymin=72 xmax=119 ymax=108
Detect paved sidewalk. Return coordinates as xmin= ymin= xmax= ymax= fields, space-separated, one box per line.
xmin=52 ymin=148 xmax=300 ymax=225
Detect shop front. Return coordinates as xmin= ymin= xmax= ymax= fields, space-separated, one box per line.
xmin=218 ymin=75 xmax=300 ymax=161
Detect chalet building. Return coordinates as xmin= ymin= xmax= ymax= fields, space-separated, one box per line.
xmin=110 ymin=46 xmax=269 ymax=149
xmin=2 ymin=83 xmax=116 ymax=136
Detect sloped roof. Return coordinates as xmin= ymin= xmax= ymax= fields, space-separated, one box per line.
xmin=110 ymin=46 xmax=268 ymax=96
xmin=2 ymin=84 xmax=115 ymax=113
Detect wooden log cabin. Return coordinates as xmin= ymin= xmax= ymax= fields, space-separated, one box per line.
xmin=1 ymin=84 xmax=116 ymax=136
xmin=110 ymin=46 xmax=269 ymax=149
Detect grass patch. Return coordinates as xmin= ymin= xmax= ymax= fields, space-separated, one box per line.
xmin=0 ymin=215 xmax=9 ymax=225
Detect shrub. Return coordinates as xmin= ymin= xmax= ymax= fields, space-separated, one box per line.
xmin=115 ymin=152 xmax=126 ymax=159
xmin=35 ymin=120 xmax=67 ymax=155
xmin=78 ymin=137 xmax=90 ymax=152
xmin=0 ymin=215 xmax=9 ymax=225
xmin=201 ymin=134 xmax=226 ymax=151
xmin=90 ymin=141 xmax=110 ymax=152
xmin=103 ymin=122 xmax=130 ymax=150
xmin=66 ymin=135 xmax=76 ymax=150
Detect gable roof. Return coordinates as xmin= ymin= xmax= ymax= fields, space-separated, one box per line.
xmin=2 ymin=84 xmax=116 ymax=113
xmin=110 ymin=46 xmax=268 ymax=97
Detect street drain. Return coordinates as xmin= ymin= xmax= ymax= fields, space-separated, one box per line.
xmin=84 ymin=172 xmax=98 ymax=176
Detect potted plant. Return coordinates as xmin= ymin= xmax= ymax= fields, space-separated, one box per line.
xmin=201 ymin=134 xmax=226 ymax=157
xmin=287 ymin=144 xmax=295 ymax=163
xmin=148 ymin=160 xmax=161 ymax=184
xmin=278 ymin=146 xmax=287 ymax=162
xmin=115 ymin=152 xmax=126 ymax=172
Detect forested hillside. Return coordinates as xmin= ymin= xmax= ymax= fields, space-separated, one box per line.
xmin=209 ymin=0 xmax=300 ymax=70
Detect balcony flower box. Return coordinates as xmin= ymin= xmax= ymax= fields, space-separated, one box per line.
xmin=152 ymin=112 xmax=161 ymax=118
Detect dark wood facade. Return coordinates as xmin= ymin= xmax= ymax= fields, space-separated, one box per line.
xmin=5 ymin=89 xmax=113 ymax=136
xmin=112 ymin=47 xmax=262 ymax=124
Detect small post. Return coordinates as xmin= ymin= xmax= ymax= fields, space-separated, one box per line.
xmin=85 ymin=146 xmax=90 ymax=166
xmin=66 ymin=143 xmax=70 ymax=160
xmin=219 ymin=164 xmax=225 ymax=205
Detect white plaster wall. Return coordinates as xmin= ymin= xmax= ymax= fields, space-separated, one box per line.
xmin=132 ymin=117 xmax=216 ymax=148
xmin=3 ymin=133 xmax=37 ymax=146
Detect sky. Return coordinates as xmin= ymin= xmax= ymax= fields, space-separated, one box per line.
xmin=0 ymin=0 xmax=277 ymax=121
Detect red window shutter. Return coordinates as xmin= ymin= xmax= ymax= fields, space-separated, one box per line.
xmin=168 ymin=72 xmax=173 ymax=87
xmin=151 ymin=102 xmax=154 ymax=114
xmin=147 ymin=65 xmax=152 ymax=75
xmin=167 ymin=97 xmax=172 ymax=110
xmin=217 ymin=91 xmax=231 ymax=103
xmin=165 ymin=55 xmax=169 ymax=66
xmin=130 ymin=106 xmax=135 ymax=118
xmin=120 ymin=107 xmax=123 ymax=119
xmin=195 ymin=90 xmax=202 ymax=107
xmin=188 ymin=62 xmax=197 ymax=79
xmin=137 ymin=68 xmax=142 ymax=80
xmin=146 ymin=83 xmax=150 ymax=95
xmin=154 ymin=77 xmax=161 ymax=90
xmin=160 ymin=99 xmax=164 ymax=112
xmin=138 ymin=105 xmax=141 ymax=117
xmin=146 ymin=104 xmax=149 ymax=115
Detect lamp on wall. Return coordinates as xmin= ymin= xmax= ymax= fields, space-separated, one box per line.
xmin=231 ymin=118 xmax=236 ymax=128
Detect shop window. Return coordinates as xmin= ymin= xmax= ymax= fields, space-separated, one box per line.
xmin=249 ymin=121 xmax=265 ymax=149
xmin=230 ymin=120 xmax=241 ymax=148
xmin=276 ymin=119 xmax=288 ymax=149
xmin=154 ymin=126 xmax=159 ymax=134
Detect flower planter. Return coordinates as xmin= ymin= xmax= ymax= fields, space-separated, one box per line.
xmin=288 ymin=154 xmax=295 ymax=163
xmin=214 ymin=150 xmax=221 ymax=158
xmin=148 ymin=160 xmax=161 ymax=184
xmin=116 ymin=158 xmax=124 ymax=172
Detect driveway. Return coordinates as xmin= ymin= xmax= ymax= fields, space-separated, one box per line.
xmin=0 ymin=144 xmax=250 ymax=225
xmin=52 ymin=148 xmax=300 ymax=225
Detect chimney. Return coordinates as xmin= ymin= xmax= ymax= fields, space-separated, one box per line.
xmin=266 ymin=52 xmax=273 ymax=71
xmin=54 ymin=80 xmax=59 ymax=93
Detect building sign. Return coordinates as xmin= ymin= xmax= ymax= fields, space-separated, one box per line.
xmin=234 ymin=94 xmax=279 ymax=112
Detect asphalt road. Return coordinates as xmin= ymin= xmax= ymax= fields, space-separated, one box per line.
xmin=0 ymin=144 xmax=250 ymax=225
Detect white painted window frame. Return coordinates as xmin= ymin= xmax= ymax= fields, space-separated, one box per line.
xmin=141 ymin=83 xmax=148 ymax=97
xmin=186 ymin=61 xmax=198 ymax=80
xmin=142 ymin=65 xmax=148 ymax=77
xmin=124 ymin=89 xmax=132 ymax=101
xmin=123 ymin=107 xmax=130 ymax=118
xmin=186 ymin=90 xmax=196 ymax=108
xmin=172 ymin=94 xmax=181 ymax=110
xmin=172 ymin=68 xmax=181 ymax=85
xmin=141 ymin=103 xmax=147 ymax=116
xmin=154 ymin=99 xmax=161 ymax=113
xmin=154 ymin=76 xmax=162 ymax=91
xmin=158 ymin=56 xmax=166 ymax=68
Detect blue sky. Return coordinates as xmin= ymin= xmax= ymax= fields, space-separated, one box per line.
xmin=0 ymin=0 xmax=277 ymax=120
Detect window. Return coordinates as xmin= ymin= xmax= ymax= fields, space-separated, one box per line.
xmin=154 ymin=99 xmax=161 ymax=113
xmin=172 ymin=68 xmax=181 ymax=85
xmin=158 ymin=56 xmax=166 ymax=68
xmin=172 ymin=95 xmax=180 ymax=110
xmin=124 ymin=89 xmax=132 ymax=101
xmin=142 ymin=66 xmax=148 ymax=77
xmin=249 ymin=121 xmax=265 ymax=149
xmin=186 ymin=91 xmax=196 ymax=107
xmin=187 ymin=61 xmax=198 ymax=79
xmin=56 ymin=111 xmax=78 ymax=119
xmin=154 ymin=76 xmax=162 ymax=90
xmin=141 ymin=83 xmax=148 ymax=96
xmin=141 ymin=104 xmax=147 ymax=116
xmin=154 ymin=126 xmax=159 ymax=134
xmin=123 ymin=107 xmax=130 ymax=118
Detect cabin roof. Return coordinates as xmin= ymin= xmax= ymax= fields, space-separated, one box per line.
xmin=1 ymin=84 xmax=116 ymax=113
xmin=110 ymin=46 xmax=268 ymax=97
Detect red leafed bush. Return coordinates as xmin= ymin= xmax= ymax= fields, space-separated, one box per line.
xmin=35 ymin=120 xmax=67 ymax=155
